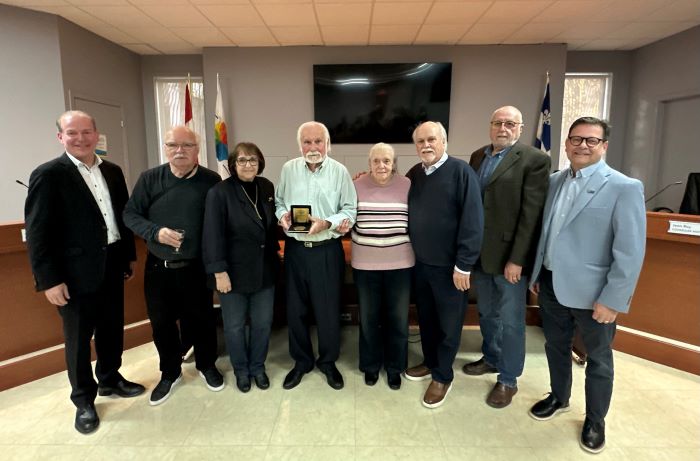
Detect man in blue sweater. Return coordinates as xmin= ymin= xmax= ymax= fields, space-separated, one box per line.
xmin=404 ymin=121 xmax=484 ymax=408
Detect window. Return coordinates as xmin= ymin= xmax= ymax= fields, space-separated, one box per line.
xmin=559 ymin=73 xmax=612 ymax=171
xmin=154 ymin=77 xmax=207 ymax=166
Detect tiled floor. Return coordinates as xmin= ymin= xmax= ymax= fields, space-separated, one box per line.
xmin=1 ymin=326 xmax=699 ymax=460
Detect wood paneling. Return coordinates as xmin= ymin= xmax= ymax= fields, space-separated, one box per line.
xmin=619 ymin=212 xmax=700 ymax=347
xmin=0 ymin=225 xmax=150 ymax=390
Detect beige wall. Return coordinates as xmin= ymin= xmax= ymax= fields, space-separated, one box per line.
xmin=201 ymin=45 xmax=567 ymax=184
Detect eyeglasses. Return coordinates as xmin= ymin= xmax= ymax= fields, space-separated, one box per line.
xmin=490 ymin=121 xmax=521 ymax=129
xmin=568 ymin=136 xmax=605 ymax=147
xmin=236 ymin=157 xmax=259 ymax=166
xmin=165 ymin=142 xmax=197 ymax=150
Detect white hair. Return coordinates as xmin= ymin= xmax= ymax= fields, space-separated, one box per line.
xmin=297 ymin=121 xmax=331 ymax=154
xmin=412 ymin=121 xmax=448 ymax=150
xmin=369 ymin=142 xmax=398 ymax=174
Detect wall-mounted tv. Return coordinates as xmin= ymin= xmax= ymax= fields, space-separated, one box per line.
xmin=313 ymin=63 xmax=452 ymax=144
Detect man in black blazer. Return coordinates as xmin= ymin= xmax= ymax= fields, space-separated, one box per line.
xmin=25 ymin=111 xmax=145 ymax=435
xmin=463 ymin=106 xmax=550 ymax=408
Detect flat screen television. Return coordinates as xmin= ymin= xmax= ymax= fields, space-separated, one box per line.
xmin=313 ymin=62 xmax=452 ymax=144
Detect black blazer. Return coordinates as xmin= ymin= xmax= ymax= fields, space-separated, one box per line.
xmin=25 ymin=153 xmax=136 ymax=294
xmin=202 ymin=176 xmax=279 ymax=294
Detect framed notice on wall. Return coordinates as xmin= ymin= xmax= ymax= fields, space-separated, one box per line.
xmin=96 ymin=134 xmax=108 ymax=156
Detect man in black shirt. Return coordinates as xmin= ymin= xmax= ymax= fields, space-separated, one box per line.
xmin=124 ymin=126 xmax=223 ymax=405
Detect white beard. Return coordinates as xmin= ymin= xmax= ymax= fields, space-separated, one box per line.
xmin=304 ymin=151 xmax=325 ymax=164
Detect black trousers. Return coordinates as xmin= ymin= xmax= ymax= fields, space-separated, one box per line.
xmin=538 ymin=268 xmax=616 ymax=424
xmin=144 ymin=253 xmax=218 ymax=380
xmin=284 ymin=238 xmax=344 ymax=372
xmin=413 ymin=262 xmax=468 ymax=383
xmin=58 ymin=243 xmax=125 ymax=409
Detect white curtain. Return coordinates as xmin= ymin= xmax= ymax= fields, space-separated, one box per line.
xmin=559 ymin=73 xmax=612 ymax=171
xmin=155 ymin=77 xmax=208 ymax=166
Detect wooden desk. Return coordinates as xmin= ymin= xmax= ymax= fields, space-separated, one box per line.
xmin=614 ymin=212 xmax=700 ymax=374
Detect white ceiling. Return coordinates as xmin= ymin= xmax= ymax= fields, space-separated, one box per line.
xmin=6 ymin=0 xmax=700 ymax=55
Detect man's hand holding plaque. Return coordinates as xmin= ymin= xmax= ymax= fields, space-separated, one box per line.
xmin=289 ymin=205 xmax=312 ymax=233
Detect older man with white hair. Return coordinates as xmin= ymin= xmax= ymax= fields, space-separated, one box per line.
xmin=124 ymin=126 xmax=223 ymax=406
xmin=275 ymin=121 xmax=357 ymax=390
xmin=403 ymin=121 xmax=483 ymax=409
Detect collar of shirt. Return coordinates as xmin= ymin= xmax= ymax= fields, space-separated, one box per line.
xmin=484 ymin=144 xmax=514 ymax=158
xmin=66 ymin=151 xmax=102 ymax=170
xmin=423 ymin=152 xmax=449 ymax=175
xmin=304 ymin=161 xmax=324 ymax=173
xmin=568 ymin=159 xmax=604 ymax=179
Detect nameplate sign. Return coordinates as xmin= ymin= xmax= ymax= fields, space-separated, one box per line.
xmin=668 ymin=221 xmax=700 ymax=237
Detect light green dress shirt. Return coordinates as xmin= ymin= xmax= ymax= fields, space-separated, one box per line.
xmin=275 ymin=156 xmax=357 ymax=242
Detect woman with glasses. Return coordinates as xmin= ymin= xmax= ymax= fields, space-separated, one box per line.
xmin=202 ymin=142 xmax=279 ymax=393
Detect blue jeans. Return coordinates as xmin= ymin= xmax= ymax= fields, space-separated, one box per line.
xmin=219 ymin=285 xmax=274 ymax=377
xmin=354 ymin=268 xmax=411 ymax=375
xmin=473 ymin=268 xmax=527 ymax=387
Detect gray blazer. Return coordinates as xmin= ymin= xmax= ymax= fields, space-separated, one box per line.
xmin=530 ymin=161 xmax=646 ymax=313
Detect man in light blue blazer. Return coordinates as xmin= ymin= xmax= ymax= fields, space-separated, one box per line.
xmin=528 ymin=117 xmax=646 ymax=454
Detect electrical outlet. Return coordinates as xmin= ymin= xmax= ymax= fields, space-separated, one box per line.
xmin=340 ymin=312 xmax=352 ymax=322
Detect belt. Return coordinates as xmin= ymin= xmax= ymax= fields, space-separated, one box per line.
xmin=288 ymin=238 xmax=336 ymax=248
xmin=163 ymin=260 xmax=192 ymax=269
xmin=149 ymin=255 xmax=195 ymax=269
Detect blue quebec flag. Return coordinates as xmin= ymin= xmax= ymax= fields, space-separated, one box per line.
xmin=535 ymin=73 xmax=551 ymax=155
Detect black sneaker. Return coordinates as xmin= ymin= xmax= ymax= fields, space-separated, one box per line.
xmin=149 ymin=374 xmax=182 ymax=406
xmin=529 ymin=393 xmax=570 ymax=421
xmin=199 ymin=367 xmax=225 ymax=391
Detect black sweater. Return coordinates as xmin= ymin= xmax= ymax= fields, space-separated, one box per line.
xmin=406 ymin=156 xmax=484 ymax=271
xmin=123 ymin=164 xmax=221 ymax=260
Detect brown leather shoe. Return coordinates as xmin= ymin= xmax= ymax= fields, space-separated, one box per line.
xmin=462 ymin=358 xmax=498 ymax=376
xmin=404 ymin=364 xmax=431 ymax=381
xmin=422 ymin=380 xmax=452 ymax=409
xmin=486 ymin=382 xmax=518 ymax=408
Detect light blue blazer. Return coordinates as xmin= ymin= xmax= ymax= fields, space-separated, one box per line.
xmin=530 ymin=161 xmax=646 ymax=313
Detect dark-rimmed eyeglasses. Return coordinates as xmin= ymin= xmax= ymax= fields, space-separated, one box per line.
xmin=236 ymin=157 xmax=259 ymax=166
xmin=490 ymin=121 xmax=521 ymax=129
xmin=568 ymin=136 xmax=605 ymax=147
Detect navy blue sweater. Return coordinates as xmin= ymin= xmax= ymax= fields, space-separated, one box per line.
xmin=407 ymin=156 xmax=484 ymax=271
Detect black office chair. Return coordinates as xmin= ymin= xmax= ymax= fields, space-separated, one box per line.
xmin=679 ymin=173 xmax=700 ymax=215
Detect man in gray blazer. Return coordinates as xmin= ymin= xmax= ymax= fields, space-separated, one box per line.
xmin=528 ymin=117 xmax=646 ymax=454
xmin=463 ymin=106 xmax=550 ymax=408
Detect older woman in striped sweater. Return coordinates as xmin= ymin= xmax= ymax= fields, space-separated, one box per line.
xmin=351 ymin=143 xmax=415 ymax=390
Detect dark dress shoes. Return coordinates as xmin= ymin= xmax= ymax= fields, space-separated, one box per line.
xmin=98 ymin=379 xmax=146 ymax=398
xmin=364 ymin=371 xmax=379 ymax=386
xmin=253 ymin=372 xmax=270 ymax=390
xmin=387 ymin=373 xmax=401 ymax=390
xmin=580 ymin=418 xmax=606 ymax=453
xmin=529 ymin=393 xmax=571 ymax=421
xmin=283 ymin=368 xmax=306 ymax=390
xmin=462 ymin=358 xmax=498 ymax=376
xmin=322 ymin=365 xmax=344 ymax=390
xmin=74 ymin=404 xmax=99 ymax=434
xmin=236 ymin=375 xmax=251 ymax=393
